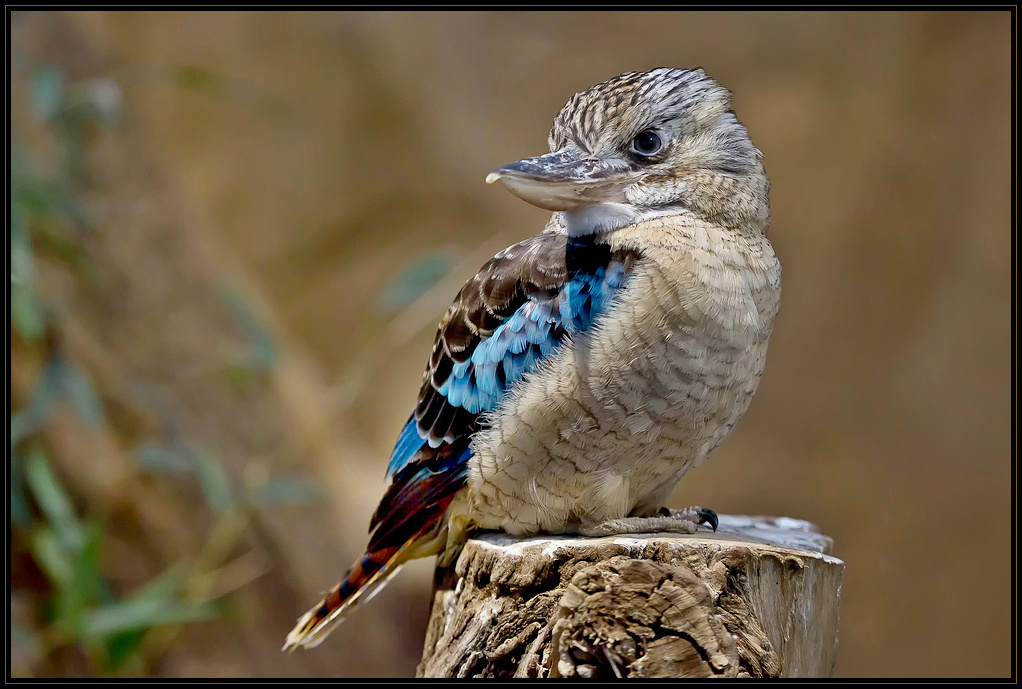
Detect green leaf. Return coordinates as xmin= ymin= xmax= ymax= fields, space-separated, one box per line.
xmin=10 ymin=204 xmax=45 ymax=342
xmin=13 ymin=176 xmax=86 ymax=230
xmin=221 ymin=287 xmax=277 ymax=370
xmin=83 ymin=597 xmax=219 ymax=637
xmin=10 ymin=450 xmax=31 ymax=528
xmin=59 ymin=360 xmax=105 ymax=427
xmin=103 ymin=629 xmax=145 ymax=674
xmin=23 ymin=446 xmax=85 ymax=551
xmin=133 ymin=440 xmax=195 ymax=475
xmin=92 ymin=566 xmax=191 ymax=666
xmin=31 ymin=66 xmax=63 ymax=122
xmin=9 ymin=413 xmax=34 ymax=451
xmin=71 ymin=521 xmax=107 ymax=608
xmin=127 ymin=565 xmax=186 ymax=604
xmin=10 ymin=202 xmax=33 ymax=281
xmin=248 ymin=476 xmax=320 ymax=506
xmin=30 ymin=527 xmax=75 ymax=590
xmin=381 ymin=250 xmax=458 ymax=312
xmin=135 ymin=442 xmax=236 ymax=511
xmin=25 ymin=453 xmax=107 ymax=637
xmin=193 ymin=449 xmax=233 ymax=512
xmin=10 ymin=358 xmax=64 ymax=449
xmin=10 ymin=285 xmax=45 ymax=343
xmin=32 ymin=525 xmax=91 ymax=638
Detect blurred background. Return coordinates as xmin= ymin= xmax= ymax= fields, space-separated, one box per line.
xmin=9 ymin=10 xmax=1010 ymax=678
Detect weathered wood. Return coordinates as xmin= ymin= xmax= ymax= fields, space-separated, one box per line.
xmin=418 ymin=516 xmax=844 ymax=678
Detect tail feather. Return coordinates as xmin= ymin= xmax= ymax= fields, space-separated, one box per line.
xmin=285 ymin=440 xmax=471 ymax=651
xmin=283 ymin=542 xmax=410 ymax=651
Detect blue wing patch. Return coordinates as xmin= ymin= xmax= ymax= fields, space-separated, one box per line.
xmin=387 ymin=416 xmax=425 ymax=477
xmin=440 ymin=261 xmax=628 ymax=414
xmin=385 ymin=238 xmax=634 ymax=482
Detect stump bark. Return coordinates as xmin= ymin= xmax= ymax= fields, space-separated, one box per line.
xmin=418 ymin=515 xmax=844 ymax=678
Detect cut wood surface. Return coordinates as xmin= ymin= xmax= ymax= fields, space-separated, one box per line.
xmin=418 ymin=515 xmax=844 ymax=678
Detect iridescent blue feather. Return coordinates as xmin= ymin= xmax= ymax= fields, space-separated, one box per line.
xmin=386 ymin=252 xmax=630 ymax=481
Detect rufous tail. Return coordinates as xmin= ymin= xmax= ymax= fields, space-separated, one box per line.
xmin=283 ymin=537 xmax=420 ymax=651
xmin=284 ymin=438 xmax=470 ymax=650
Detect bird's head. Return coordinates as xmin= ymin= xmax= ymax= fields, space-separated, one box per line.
xmin=487 ymin=68 xmax=770 ymax=236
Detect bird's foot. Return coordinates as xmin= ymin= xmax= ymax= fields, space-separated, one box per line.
xmin=578 ymin=506 xmax=718 ymax=538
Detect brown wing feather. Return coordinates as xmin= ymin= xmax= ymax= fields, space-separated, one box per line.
xmin=414 ymin=231 xmax=570 ymax=443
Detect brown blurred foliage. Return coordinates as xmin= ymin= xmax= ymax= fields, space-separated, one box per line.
xmin=8 ymin=10 xmax=1011 ymax=678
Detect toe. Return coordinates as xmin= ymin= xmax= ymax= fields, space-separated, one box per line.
xmin=695 ymin=507 xmax=718 ymax=532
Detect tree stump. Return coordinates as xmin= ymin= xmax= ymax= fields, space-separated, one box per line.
xmin=418 ymin=515 xmax=844 ymax=678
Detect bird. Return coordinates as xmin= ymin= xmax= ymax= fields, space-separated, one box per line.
xmin=284 ymin=67 xmax=781 ymax=650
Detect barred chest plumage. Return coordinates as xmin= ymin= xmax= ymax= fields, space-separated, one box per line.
xmin=467 ymin=214 xmax=781 ymax=535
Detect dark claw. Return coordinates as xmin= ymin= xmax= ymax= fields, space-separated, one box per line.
xmin=696 ymin=507 xmax=719 ymax=532
xmin=658 ymin=506 xmax=672 ymax=517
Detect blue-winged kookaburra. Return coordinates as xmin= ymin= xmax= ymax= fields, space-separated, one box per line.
xmin=285 ymin=67 xmax=781 ymax=650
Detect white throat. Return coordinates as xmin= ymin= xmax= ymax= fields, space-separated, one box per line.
xmin=562 ymin=203 xmax=640 ymax=237
xmin=562 ymin=203 xmax=679 ymax=237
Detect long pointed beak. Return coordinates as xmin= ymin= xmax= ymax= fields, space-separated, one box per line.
xmin=486 ymin=148 xmax=639 ymax=211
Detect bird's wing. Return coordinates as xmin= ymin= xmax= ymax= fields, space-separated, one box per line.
xmin=385 ymin=233 xmax=634 ymax=469
xmin=284 ymin=232 xmax=636 ymax=650
xmin=371 ymin=232 xmax=636 ymax=537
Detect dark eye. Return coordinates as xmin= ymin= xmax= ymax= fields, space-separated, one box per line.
xmin=631 ymin=130 xmax=662 ymax=156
